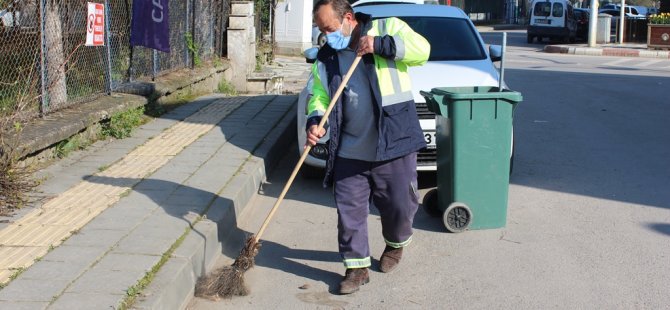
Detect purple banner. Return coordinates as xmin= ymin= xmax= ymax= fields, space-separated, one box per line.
xmin=130 ymin=0 xmax=170 ymax=53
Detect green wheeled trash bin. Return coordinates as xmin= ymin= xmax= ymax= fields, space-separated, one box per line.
xmin=420 ymin=86 xmax=522 ymax=233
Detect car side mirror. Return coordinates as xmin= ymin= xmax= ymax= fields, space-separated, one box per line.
xmin=489 ymin=45 xmax=502 ymax=62
xmin=304 ymin=47 xmax=319 ymax=64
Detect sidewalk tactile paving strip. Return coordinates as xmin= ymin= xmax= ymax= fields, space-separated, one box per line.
xmin=0 ymin=97 xmax=249 ymax=285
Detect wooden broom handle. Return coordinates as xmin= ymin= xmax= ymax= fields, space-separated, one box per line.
xmin=254 ymin=55 xmax=362 ymax=243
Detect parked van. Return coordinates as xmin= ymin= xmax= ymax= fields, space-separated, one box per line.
xmin=527 ymin=0 xmax=577 ymax=43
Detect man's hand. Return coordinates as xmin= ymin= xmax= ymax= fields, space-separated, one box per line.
xmin=305 ymin=125 xmax=326 ymax=148
xmin=357 ymin=35 xmax=374 ymax=56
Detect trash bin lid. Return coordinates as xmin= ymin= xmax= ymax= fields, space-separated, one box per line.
xmin=431 ymin=86 xmax=522 ymax=103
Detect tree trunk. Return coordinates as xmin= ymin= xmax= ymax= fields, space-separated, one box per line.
xmin=45 ymin=0 xmax=67 ymax=110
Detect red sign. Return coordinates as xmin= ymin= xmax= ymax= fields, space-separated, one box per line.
xmin=85 ymin=2 xmax=104 ymax=46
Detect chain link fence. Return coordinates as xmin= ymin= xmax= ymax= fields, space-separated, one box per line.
xmin=0 ymin=0 xmax=231 ymax=119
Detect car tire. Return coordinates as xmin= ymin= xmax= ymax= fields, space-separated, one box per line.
xmin=422 ymin=189 xmax=442 ymax=217
xmin=510 ymin=139 xmax=515 ymax=176
xmin=527 ymin=34 xmax=533 ymax=44
xmin=300 ymin=164 xmax=323 ymax=179
xmin=317 ymin=33 xmax=327 ymax=48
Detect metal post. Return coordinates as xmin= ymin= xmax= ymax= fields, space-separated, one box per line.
xmin=39 ymin=0 xmax=48 ymax=114
xmin=152 ymin=49 xmax=158 ymax=81
xmin=619 ymin=0 xmax=625 ymax=44
xmin=588 ymin=0 xmax=598 ymax=47
xmin=499 ymin=32 xmax=506 ymax=92
xmin=104 ymin=0 xmax=113 ymax=94
xmin=185 ymin=0 xmax=191 ymax=68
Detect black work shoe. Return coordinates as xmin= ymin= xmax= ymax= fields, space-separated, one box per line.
xmin=339 ymin=268 xmax=370 ymax=295
xmin=379 ymin=246 xmax=403 ymax=273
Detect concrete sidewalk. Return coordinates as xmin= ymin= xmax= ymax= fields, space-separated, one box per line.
xmin=0 ymin=93 xmax=297 ymax=309
xmin=544 ymin=43 xmax=670 ymax=59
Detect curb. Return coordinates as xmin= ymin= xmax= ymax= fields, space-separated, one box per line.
xmin=132 ymin=97 xmax=298 ymax=310
xmin=544 ymin=45 xmax=670 ymax=59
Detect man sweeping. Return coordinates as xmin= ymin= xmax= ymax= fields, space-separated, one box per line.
xmin=306 ymin=0 xmax=430 ymax=295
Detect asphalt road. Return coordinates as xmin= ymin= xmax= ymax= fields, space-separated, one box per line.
xmin=189 ymin=30 xmax=670 ymax=309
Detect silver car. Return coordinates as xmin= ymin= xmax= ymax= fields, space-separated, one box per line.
xmin=297 ymin=3 xmax=508 ymax=177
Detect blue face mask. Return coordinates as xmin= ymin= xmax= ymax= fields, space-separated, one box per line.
xmin=326 ymin=20 xmax=351 ymax=51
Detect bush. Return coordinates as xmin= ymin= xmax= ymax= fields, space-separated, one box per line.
xmin=101 ymin=106 xmax=146 ymax=139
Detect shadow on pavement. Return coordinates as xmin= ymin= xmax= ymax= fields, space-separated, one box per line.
xmin=507 ymin=69 xmax=670 ymax=210
xmin=647 ymin=223 xmax=670 ymax=237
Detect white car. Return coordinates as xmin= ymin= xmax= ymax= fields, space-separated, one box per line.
xmin=298 ymin=3 xmax=508 ymax=177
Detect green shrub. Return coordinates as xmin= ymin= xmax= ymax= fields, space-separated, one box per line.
xmin=101 ymin=106 xmax=146 ymax=139
xmin=217 ymin=79 xmax=237 ymax=96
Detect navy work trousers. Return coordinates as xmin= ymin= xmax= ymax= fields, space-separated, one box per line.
xmin=333 ymin=152 xmax=419 ymax=269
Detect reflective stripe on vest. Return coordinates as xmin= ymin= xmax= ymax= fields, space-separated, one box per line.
xmin=372 ymin=19 xmax=414 ymax=107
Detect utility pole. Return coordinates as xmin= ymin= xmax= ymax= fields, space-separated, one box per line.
xmin=588 ymin=0 xmax=599 ymax=47
xmin=619 ymin=0 xmax=625 ymax=44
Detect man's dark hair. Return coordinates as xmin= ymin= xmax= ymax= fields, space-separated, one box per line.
xmin=313 ymin=0 xmax=354 ymax=21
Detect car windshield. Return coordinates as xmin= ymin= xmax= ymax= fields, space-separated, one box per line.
xmin=534 ymin=2 xmax=551 ymax=17
xmin=390 ymin=16 xmax=486 ymax=61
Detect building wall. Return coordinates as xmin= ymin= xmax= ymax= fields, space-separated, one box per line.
xmin=274 ymin=0 xmax=313 ymax=54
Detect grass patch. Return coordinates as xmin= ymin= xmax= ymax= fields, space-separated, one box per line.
xmin=54 ymin=135 xmax=91 ymax=158
xmin=101 ymin=106 xmax=147 ymax=139
xmin=217 ymin=79 xmax=237 ymax=96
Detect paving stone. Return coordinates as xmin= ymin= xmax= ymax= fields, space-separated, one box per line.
xmin=113 ymin=189 xmax=167 ymax=210
xmin=0 ymin=279 xmax=70 ymax=302
xmin=60 ymin=228 xmax=128 ymax=249
xmin=48 ymin=292 xmax=122 ymax=310
xmin=42 ymin=246 xmax=107 ymax=265
xmin=131 ymin=257 xmax=194 ymax=310
xmin=183 ymin=164 xmax=233 ymax=194
xmin=82 ymin=201 xmax=152 ymax=231
xmin=137 ymin=118 xmax=178 ymax=132
xmin=65 ymin=254 xmax=160 ymax=295
xmin=65 ymin=268 xmax=144 ymax=295
xmin=157 ymin=203 xmax=207 ymax=223
xmin=132 ymin=177 xmax=182 ymax=193
xmin=113 ymin=234 xmax=175 ymax=256
xmin=18 ymin=260 xmax=90 ymax=281
xmin=146 ymin=168 xmax=192 ymax=186
xmin=126 ymin=214 xmax=188 ymax=241
xmin=92 ymin=253 xmax=160 ymax=273
xmin=0 ymin=301 xmax=49 ymax=310
xmin=165 ymin=186 xmax=216 ymax=206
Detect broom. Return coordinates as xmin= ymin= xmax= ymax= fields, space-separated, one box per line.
xmin=195 ymin=55 xmax=362 ymax=300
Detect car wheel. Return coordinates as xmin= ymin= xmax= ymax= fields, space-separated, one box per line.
xmin=527 ymin=34 xmax=533 ymax=44
xmin=422 ymin=188 xmax=441 ymax=217
xmin=300 ymin=164 xmax=323 ymax=179
xmin=317 ymin=33 xmax=327 ymax=48
xmin=510 ymin=138 xmax=515 ymax=176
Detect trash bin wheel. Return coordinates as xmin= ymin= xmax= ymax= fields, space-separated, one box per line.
xmin=443 ymin=202 xmax=472 ymax=233
xmin=422 ymin=189 xmax=441 ymax=218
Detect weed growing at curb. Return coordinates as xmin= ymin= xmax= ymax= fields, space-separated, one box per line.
xmin=117 ymin=226 xmax=192 ymax=310
xmin=217 ymin=79 xmax=237 ymax=96
xmin=101 ymin=106 xmax=147 ymax=139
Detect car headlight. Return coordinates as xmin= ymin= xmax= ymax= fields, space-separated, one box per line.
xmin=309 ymin=144 xmax=329 ymax=160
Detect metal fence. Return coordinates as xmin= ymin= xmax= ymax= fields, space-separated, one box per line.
xmin=0 ymin=0 xmax=230 ymax=119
